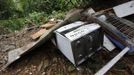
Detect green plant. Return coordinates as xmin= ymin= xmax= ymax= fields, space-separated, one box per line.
xmin=49 ymin=11 xmax=65 ymax=19
xmin=0 ymin=18 xmax=26 ymax=32
xmin=27 ymin=12 xmax=46 ymax=26
xmin=0 ymin=10 xmax=66 ymax=32
xmin=0 ymin=0 xmax=93 ymax=32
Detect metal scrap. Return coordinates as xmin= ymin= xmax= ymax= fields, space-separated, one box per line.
xmin=113 ymin=1 xmax=134 ymax=17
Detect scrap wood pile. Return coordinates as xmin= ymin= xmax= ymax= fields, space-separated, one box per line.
xmin=0 ymin=0 xmax=134 ymax=75
xmin=0 ymin=19 xmax=59 ymax=69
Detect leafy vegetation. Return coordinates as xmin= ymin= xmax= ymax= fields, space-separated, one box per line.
xmin=0 ymin=11 xmax=66 ymax=32
xmin=0 ymin=0 xmax=92 ymax=32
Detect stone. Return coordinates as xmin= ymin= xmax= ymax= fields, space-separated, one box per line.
xmin=42 ymin=72 xmax=46 ymax=75
xmin=3 ymin=45 xmax=16 ymax=51
xmin=43 ymin=59 xmax=49 ymax=69
xmin=38 ymin=61 xmax=43 ymax=72
xmin=0 ymin=35 xmax=2 ymax=40
xmin=29 ymin=72 xmax=32 ymax=75
xmin=53 ymin=57 xmax=58 ymax=62
xmin=68 ymin=65 xmax=75 ymax=72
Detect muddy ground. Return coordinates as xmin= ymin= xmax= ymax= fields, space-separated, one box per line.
xmin=0 ymin=23 xmax=134 ymax=75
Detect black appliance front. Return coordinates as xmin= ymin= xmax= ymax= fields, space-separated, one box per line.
xmin=71 ymin=28 xmax=104 ymax=65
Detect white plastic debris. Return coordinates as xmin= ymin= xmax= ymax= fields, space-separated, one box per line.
xmin=103 ymin=35 xmax=116 ymax=51
xmin=97 ymin=15 xmax=107 ymax=21
xmin=113 ymin=1 xmax=134 ymax=17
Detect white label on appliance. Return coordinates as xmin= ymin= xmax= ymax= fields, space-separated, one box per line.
xmin=65 ymin=23 xmax=100 ymax=41
xmin=56 ymin=21 xmax=85 ymax=32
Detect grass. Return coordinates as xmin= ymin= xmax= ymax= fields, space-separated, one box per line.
xmin=0 ymin=11 xmax=66 ymax=32
xmin=0 ymin=0 xmax=91 ymax=33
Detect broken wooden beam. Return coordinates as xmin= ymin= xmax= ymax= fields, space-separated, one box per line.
xmin=95 ymin=47 xmax=129 ymax=75
xmin=31 ymin=29 xmax=47 ymax=40
xmin=40 ymin=22 xmax=56 ymax=29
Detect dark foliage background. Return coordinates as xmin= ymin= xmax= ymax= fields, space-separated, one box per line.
xmin=0 ymin=0 xmax=127 ymax=32
xmin=0 ymin=0 xmax=92 ymax=19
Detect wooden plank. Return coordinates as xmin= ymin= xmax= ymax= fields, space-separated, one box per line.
xmin=92 ymin=17 xmax=129 ymax=46
xmin=40 ymin=22 xmax=56 ymax=29
xmin=31 ymin=29 xmax=47 ymax=40
xmin=3 ymin=42 xmax=36 ymax=70
xmin=95 ymin=47 xmax=129 ymax=75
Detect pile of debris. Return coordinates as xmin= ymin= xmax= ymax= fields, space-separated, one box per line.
xmin=0 ymin=19 xmax=59 ymax=69
xmin=0 ymin=1 xmax=134 ymax=75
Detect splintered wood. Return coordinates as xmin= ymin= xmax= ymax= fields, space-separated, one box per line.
xmin=40 ymin=22 xmax=56 ymax=29
xmin=31 ymin=29 xmax=47 ymax=40
xmin=31 ymin=22 xmax=56 ymax=40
